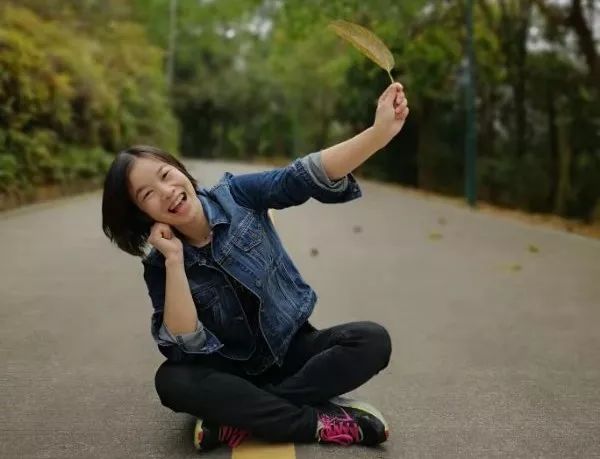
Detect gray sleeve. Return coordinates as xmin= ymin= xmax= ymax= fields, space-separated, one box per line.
xmin=299 ymin=151 xmax=349 ymax=192
xmin=157 ymin=319 xmax=207 ymax=353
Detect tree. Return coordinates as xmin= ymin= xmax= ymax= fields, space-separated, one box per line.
xmin=532 ymin=0 xmax=599 ymax=90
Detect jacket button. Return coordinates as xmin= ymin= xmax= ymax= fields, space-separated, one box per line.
xmin=255 ymin=279 xmax=262 ymax=288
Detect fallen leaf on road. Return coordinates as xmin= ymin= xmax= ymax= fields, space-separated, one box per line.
xmin=353 ymin=225 xmax=362 ymax=233
xmin=428 ymin=232 xmax=443 ymax=240
xmin=310 ymin=248 xmax=319 ymax=257
xmin=509 ymin=263 xmax=522 ymax=272
xmin=528 ymin=244 xmax=539 ymax=253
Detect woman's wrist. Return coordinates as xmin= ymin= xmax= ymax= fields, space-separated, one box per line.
xmin=367 ymin=125 xmax=391 ymax=150
xmin=164 ymin=253 xmax=184 ymax=267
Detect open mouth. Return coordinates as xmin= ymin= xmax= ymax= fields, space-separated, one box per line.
xmin=168 ymin=192 xmax=187 ymax=213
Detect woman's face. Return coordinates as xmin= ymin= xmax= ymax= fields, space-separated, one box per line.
xmin=127 ymin=156 xmax=200 ymax=225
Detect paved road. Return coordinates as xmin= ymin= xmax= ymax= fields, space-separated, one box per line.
xmin=1 ymin=159 xmax=599 ymax=458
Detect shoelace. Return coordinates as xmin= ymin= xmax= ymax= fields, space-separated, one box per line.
xmin=317 ymin=409 xmax=362 ymax=445
xmin=218 ymin=425 xmax=250 ymax=448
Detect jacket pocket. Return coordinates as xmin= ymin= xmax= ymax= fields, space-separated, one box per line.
xmin=190 ymin=283 xmax=220 ymax=310
xmin=231 ymin=213 xmax=263 ymax=252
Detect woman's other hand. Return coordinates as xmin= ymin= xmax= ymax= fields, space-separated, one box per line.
xmin=148 ymin=222 xmax=183 ymax=262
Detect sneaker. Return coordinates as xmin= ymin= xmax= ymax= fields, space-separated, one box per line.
xmin=193 ymin=418 xmax=250 ymax=451
xmin=316 ymin=396 xmax=389 ymax=446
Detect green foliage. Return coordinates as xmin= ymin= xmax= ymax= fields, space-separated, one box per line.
xmin=0 ymin=3 xmax=177 ymax=196
xmin=1 ymin=0 xmax=598 ymax=222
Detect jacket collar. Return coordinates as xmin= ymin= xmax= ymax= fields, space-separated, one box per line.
xmin=196 ymin=187 xmax=229 ymax=228
xmin=143 ymin=187 xmax=230 ymax=268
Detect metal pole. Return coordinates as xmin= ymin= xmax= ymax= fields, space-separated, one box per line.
xmin=167 ymin=0 xmax=178 ymax=92
xmin=465 ymin=0 xmax=477 ymax=206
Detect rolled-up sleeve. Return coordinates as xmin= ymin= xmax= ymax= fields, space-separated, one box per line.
xmin=157 ymin=319 xmax=208 ymax=352
xmin=143 ymin=261 xmax=222 ymax=361
xmin=300 ymin=151 xmax=350 ymax=192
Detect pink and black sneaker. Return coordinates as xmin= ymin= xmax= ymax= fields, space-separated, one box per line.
xmin=316 ymin=396 xmax=389 ymax=446
xmin=193 ymin=418 xmax=250 ymax=451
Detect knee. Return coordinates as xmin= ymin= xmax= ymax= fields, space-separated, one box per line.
xmin=154 ymin=361 xmax=185 ymax=411
xmin=360 ymin=321 xmax=392 ymax=371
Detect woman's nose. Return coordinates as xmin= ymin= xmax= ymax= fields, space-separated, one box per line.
xmin=159 ymin=183 xmax=175 ymax=201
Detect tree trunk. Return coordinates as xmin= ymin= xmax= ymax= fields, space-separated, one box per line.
xmin=479 ymin=87 xmax=498 ymax=201
xmin=499 ymin=0 xmax=532 ymax=157
xmin=567 ymin=0 xmax=599 ymax=90
xmin=547 ymin=86 xmax=559 ymax=210
xmin=514 ymin=0 xmax=531 ymax=157
xmin=216 ymin=118 xmax=228 ymax=159
xmin=416 ymin=103 xmax=435 ymax=189
xmin=553 ymin=116 xmax=571 ymax=216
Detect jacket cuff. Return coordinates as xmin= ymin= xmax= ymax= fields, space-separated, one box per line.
xmin=158 ymin=319 xmax=208 ymax=352
xmin=293 ymin=151 xmax=362 ymax=204
xmin=300 ymin=151 xmax=349 ymax=191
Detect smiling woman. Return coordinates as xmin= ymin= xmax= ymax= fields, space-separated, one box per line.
xmin=101 ymin=145 xmax=201 ymax=257
xmin=100 ymin=82 xmax=404 ymax=452
xmin=101 ymin=142 xmax=392 ymax=451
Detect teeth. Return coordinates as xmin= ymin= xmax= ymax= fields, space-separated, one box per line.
xmin=170 ymin=193 xmax=184 ymax=211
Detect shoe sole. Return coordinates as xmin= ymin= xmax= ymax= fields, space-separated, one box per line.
xmin=329 ymin=396 xmax=389 ymax=440
xmin=193 ymin=418 xmax=205 ymax=450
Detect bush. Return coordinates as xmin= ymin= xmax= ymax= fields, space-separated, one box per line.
xmin=0 ymin=5 xmax=178 ymax=197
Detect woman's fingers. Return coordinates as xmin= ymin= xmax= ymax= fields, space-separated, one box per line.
xmin=161 ymin=226 xmax=173 ymax=240
xmin=150 ymin=222 xmax=172 ymax=242
xmin=397 ymin=106 xmax=409 ymax=120
xmin=394 ymin=99 xmax=410 ymax=120
xmin=378 ymin=82 xmax=402 ymax=105
xmin=393 ymin=96 xmax=407 ymax=120
xmin=395 ymin=87 xmax=406 ymax=107
xmin=395 ymin=97 xmax=408 ymax=113
xmin=147 ymin=223 xmax=182 ymax=257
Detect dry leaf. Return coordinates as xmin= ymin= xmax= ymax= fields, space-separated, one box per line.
xmin=428 ymin=232 xmax=443 ymax=240
xmin=528 ymin=244 xmax=539 ymax=253
xmin=329 ymin=19 xmax=395 ymax=83
xmin=509 ymin=263 xmax=522 ymax=272
xmin=310 ymin=248 xmax=319 ymax=257
xmin=353 ymin=225 xmax=363 ymax=233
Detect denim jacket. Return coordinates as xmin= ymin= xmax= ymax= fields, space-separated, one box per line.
xmin=142 ymin=151 xmax=362 ymax=371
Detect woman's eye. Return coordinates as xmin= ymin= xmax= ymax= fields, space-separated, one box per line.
xmin=143 ymin=190 xmax=152 ymax=200
xmin=162 ymin=170 xmax=169 ymax=179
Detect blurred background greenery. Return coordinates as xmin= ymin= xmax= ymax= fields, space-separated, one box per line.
xmin=0 ymin=0 xmax=598 ymax=222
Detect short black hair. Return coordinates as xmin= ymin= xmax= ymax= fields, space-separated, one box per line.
xmin=101 ymin=145 xmax=198 ymax=257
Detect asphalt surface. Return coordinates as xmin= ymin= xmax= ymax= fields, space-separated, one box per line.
xmin=1 ymin=158 xmax=599 ymax=458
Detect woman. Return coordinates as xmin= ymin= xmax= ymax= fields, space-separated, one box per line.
xmin=102 ymin=82 xmax=409 ymax=450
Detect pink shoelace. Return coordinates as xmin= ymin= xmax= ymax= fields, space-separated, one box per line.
xmin=317 ymin=409 xmax=362 ymax=445
xmin=218 ymin=425 xmax=250 ymax=448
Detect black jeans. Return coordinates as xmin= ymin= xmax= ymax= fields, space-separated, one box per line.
xmin=154 ymin=321 xmax=392 ymax=443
